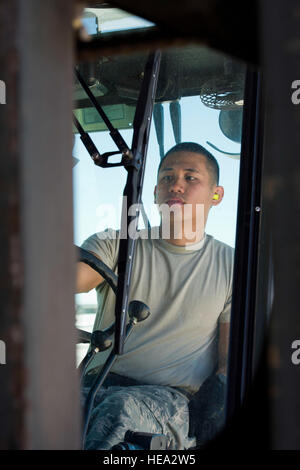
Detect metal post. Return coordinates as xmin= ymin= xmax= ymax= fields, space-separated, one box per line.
xmin=260 ymin=0 xmax=300 ymax=449
xmin=0 ymin=0 xmax=81 ymax=449
xmin=0 ymin=0 xmax=24 ymax=450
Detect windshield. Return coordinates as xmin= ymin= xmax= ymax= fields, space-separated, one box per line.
xmin=73 ymin=43 xmax=244 ymax=297
xmin=73 ymin=41 xmax=245 ymax=447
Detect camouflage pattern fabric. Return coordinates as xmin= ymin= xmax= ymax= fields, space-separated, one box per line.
xmin=81 ymin=374 xmax=196 ymax=450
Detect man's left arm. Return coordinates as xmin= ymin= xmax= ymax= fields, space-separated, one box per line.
xmin=216 ymin=321 xmax=230 ymax=381
xmin=188 ymin=321 xmax=230 ymax=443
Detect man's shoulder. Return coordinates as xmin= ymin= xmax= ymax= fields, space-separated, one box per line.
xmin=81 ymin=228 xmax=120 ymax=255
xmin=82 ymin=227 xmax=156 ymax=254
xmin=95 ymin=227 xmax=119 ymax=240
xmin=208 ymin=235 xmax=234 ymax=250
xmin=82 ymin=228 xmax=119 ymax=244
xmin=205 ymin=235 xmax=235 ymax=260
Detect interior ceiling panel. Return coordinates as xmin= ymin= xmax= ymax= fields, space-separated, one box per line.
xmin=84 ymin=0 xmax=258 ymax=65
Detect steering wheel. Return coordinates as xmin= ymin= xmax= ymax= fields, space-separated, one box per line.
xmin=75 ymin=246 xmax=118 ymax=345
xmin=76 ymin=246 xmax=118 ymax=294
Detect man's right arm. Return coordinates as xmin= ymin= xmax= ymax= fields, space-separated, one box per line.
xmin=76 ymin=252 xmax=104 ymax=293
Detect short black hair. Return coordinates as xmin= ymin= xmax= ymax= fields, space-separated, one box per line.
xmin=157 ymin=142 xmax=219 ymax=186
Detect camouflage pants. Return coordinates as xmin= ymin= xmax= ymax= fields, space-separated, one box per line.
xmin=81 ymin=374 xmax=196 ymax=450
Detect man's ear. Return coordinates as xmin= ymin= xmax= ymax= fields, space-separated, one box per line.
xmin=211 ymin=186 xmax=224 ymax=206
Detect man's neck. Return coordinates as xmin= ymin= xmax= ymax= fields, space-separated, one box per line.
xmin=159 ymin=223 xmax=205 ymax=247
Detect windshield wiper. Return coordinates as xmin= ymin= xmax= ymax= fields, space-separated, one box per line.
xmin=74 ymin=51 xmax=160 ymax=354
xmin=114 ymin=51 xmax=161 ymax=353
xmin=75 ymin=67 xmax=131 ymax=157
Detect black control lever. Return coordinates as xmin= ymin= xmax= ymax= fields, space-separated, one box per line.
xmin=79 ymin=300 xmax=150 ymax=378
xmin=128 ymin=300 xmax=150 ymax=322
xmin=79 ymin=330 xmax=113 ymax=382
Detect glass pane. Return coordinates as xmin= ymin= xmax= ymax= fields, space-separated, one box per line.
xmin=73 ymin=43 xmax=245 ymax=449
xmin=74 ymin=51 xmax=149 ymax=134
xmin=81 ymin=6 xmax=155 ymax=37
xmin=140 ymin=46 xmax=243 ymax=248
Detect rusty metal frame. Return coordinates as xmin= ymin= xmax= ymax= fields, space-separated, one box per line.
xmin=0 ymin=0 xmax=81 ymax=449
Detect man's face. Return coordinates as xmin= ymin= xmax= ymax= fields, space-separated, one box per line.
xmin=154 ymin=151 xmax=223 ymax=227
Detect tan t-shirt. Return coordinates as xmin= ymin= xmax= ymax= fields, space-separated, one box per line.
xmin=82 ymin=227 xmax=234 ymax=393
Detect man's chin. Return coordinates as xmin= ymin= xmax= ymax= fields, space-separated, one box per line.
xmin=162 ymin=203 xmax=184 ymax=214
xmin=166 ymin=201 xmax=184 ymax=208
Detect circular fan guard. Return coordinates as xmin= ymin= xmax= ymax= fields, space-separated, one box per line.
xmin=200 ymin=74 xmax=245 ymax=110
